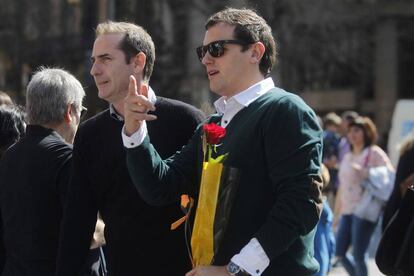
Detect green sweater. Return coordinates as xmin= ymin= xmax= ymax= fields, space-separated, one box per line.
xmin=126 ymin=88 xmax=323 ymax=275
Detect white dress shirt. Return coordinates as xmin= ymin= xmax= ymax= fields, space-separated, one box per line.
xmin=122 ymin=78 xmax=275 ymax=275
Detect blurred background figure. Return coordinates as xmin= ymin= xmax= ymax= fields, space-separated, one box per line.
xmin=383 ymin=131 xmax=414 ymax=229
xmin=0 ymin=92 xmax=13 ymax=107
xmin=338 ymin=111 xmax=359 ymax=165
xmin=0 ymin=106 xmax=25 ymax=158
xmin=335 ymin=116 xmax=393 ymax=276
xmin=376 ymin=131 xmax=414 ymax=276
xmin=314 ymin=164 xmax=336 ymax=276
xmin=333 ymin=111 xmax=359 ymax=229
xmin=322 ymin=112 xmax=342 ymax=194
xmin=0 ymin=105 xmax=26 ymax=271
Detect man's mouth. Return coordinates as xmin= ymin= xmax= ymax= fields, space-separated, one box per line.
xmin=97 ymin=80 xmax=109 ymax=86
xmin=207 ymin=70 xmax=219 ymax=78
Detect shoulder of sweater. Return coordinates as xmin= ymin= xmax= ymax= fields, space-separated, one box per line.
xmin=75 ymin=109 xmax=121 ymax=141
xmin=156 ymin=96 xmax=199 ymax=111
xmin=155 ymin=96 xmax=205 ymax=120
xmin=260 ymin=88 xmax=311 ymax=110
xmin=78 ymin=109 xmax=118 ymax=131
xmin=80 ymin=109 xmax=110 ymax=127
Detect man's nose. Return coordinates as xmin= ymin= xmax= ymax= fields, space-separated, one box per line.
xmin=90 ymin=62 xmax=100 ymax=76
xmin=201 ymin=52 xmax=213 ymax=66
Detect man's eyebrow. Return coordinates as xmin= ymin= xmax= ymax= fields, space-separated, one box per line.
xmin=91 ymin=53 xmax=111 ymax=61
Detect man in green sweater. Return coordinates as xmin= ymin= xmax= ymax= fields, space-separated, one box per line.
xmin=123 ymin=8 xmax=323 ymax=276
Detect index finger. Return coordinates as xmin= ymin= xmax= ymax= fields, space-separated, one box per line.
xmin=128 ymin=75 xmax=138 ymax=96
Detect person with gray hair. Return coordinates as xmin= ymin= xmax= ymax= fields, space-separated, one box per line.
xmin=0 ymin=67 xmax=86 ymax=276
xmin=25 ymin=67 xmax=85 ymax=144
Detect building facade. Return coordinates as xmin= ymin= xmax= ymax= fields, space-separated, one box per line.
xmin=0 ymin=0 xmax=413 ymax=141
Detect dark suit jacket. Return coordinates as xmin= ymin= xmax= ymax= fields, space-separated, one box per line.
xmin=57 ymin=97 xmax=204 ymax=276
xmin=0 ymin=125 xmax=72 ymax=276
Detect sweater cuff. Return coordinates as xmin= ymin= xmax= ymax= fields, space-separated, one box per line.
xmin=122 ymin=122 xmax=148 ymax=148
xmin=231 ymin=238 xmax=270 ymax=275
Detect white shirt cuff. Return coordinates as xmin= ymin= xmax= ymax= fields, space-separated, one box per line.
xmin=231 ymin=238 xmax=270 ymax=276
xmin=121 ymin=122 xmax=148 ymax=148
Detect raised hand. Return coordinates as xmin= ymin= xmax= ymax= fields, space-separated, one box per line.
xmin=124 ymin=75 xmax=157 ymax=136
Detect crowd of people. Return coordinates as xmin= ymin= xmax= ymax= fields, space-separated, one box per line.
xmin=0 ymin=6 xmax=413 ymax=276
xmin=314 ymin=110 xmax=414 ymax=276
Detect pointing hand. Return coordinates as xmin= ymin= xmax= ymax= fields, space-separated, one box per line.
xmin=124 ymin=75 xmax=157 ymax=136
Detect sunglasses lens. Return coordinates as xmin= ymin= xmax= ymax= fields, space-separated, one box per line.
xmin=197 ymin=40 xmax=242 ymax=61
xmin=209 ymin=42 xmax=224 ymax=58
xmin=196 ymin=46 xmax=204 ymax=61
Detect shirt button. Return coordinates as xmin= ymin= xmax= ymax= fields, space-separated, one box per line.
xmin=256 ymin=269 xmax=260 ymax=273
xmin=224 ymin=120 xmax=228 ymax=124
xmin=130 ymin=143 xmax=135 ymax=146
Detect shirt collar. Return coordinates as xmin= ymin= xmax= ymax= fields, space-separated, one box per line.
xmin=214 ymin=77 xmax=275 ymax=114
xmin=109 ymin=86 xmax=157 ymax=121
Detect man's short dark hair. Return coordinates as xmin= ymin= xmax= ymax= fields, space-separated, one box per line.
xmin=96 ymin=21 xmax=155 ymax=82
xmin=205 ymin=8 xmax=277 ymax=77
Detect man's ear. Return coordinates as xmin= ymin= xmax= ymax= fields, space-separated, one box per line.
xmin=64 ymin=104 xmax=73 ymax=124
xmin=250 ymin=42 xmax=265 ymax=64
xmin=133 ymin=52 xmax=146 ymax=75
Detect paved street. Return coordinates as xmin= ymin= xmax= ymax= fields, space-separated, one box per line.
xmin=329 ymin=259 xmax=384 ymax=275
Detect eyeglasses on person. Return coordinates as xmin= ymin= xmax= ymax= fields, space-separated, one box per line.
xmin=71 ymin=103 xmax=88 ymax=120
xmin=80 ymin=106 xmax=88 ymax=119
xmin=196 ymin=40 xmax=252 ymax=61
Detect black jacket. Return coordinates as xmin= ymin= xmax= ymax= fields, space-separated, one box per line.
xmin=0 ymin=125 xmax=72 ymax=276
xmin=376 ymin=187 xmax=414 ymax=275
xmin=57 ymin=97 xmax=204 ymax=276
xmin=383 ymin=145 xmax=414 ymax=230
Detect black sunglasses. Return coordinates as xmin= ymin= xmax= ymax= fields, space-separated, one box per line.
xmin=196 ymin=40 xmax=250 ymax=61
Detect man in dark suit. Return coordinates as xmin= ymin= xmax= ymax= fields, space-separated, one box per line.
xmin=57 ymin=21 xmax=204 ymax=276
xmin=0 ymin=68 xmax=86 ymax=275
xmin=123 ymin=8 xmax=323 ymax=276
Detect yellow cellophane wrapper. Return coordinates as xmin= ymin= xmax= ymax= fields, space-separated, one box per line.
xmin=191 ymin=161 xmax=223 ymax=266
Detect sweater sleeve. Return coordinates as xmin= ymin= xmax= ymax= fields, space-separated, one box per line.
xmin=255 ymin=95 xmax=323 ymax=261
xmin=126 ymin=126 xmax=203 ymax=206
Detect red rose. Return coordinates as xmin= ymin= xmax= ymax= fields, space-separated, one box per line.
xmin=203 ymin=123 xmax=226 ymax=145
